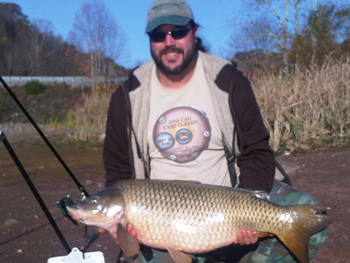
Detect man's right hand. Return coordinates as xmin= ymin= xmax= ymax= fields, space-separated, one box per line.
xmin=98 ymin=224 xmax=138 ymax=244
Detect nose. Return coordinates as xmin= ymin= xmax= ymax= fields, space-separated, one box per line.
xmin=164 ymin=33 xmax=176 ymax=46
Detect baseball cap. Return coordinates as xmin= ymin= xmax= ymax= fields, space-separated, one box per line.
xmin=146 ymin=0 xmax=194 ymax=33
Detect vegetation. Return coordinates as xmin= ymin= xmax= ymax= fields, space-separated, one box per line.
xmin=0 ymin=83 xmax=85 ymax=124
xmin=23 ymin=80 xmax=46 ymax=95
xmin=64 ymin=84 xmax=118 ymax=141
xmin=253 ymin=55 xmax=350 ymax=152
xmin=232 ymin=2 xmax=350 ymax=74
xmin=0 ymin=3 xmax=125 ymax=78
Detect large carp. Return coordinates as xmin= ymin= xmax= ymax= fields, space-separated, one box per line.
xmin=66 ymin=179 xmax=331 ymax=263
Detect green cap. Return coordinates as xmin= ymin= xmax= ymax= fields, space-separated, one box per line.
xmin=146 ymin=0 xmax=194 ymax=33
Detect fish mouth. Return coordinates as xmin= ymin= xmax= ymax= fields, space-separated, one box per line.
xmin=58 ymin=196 xmax=80 ymax=225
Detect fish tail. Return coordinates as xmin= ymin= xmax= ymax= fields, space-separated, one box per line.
xmin=276 ymin=205 xmax=332 ymax=263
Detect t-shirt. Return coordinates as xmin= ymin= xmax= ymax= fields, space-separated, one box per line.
xmin=148 ymin=56 xmax=231 ymax=187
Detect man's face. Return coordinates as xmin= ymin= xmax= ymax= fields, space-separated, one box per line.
xmin=149 ymin=24 xmax=198 ymax=76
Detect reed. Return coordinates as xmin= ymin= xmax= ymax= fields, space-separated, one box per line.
xmin=65 ymin=87 xmax=112 ymax=141
xmin=253 ymin=55 xmax=350 ymax=152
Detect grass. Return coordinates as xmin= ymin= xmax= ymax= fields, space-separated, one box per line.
xmin=0 ymin=83 xmax=86 ymax=124
xmin=253 ymin=55 xmax=350 ymax=152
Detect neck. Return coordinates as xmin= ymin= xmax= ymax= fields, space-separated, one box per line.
xmin=157 ymin=56 xmax=197 ymax=88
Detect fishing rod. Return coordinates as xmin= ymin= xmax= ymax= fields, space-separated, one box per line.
xmin=0 ymin=130 xmax=71 ymax=253
xmin=0 ymin=76 xmax=89 ymax=197
xmin=0 ymin=76 xmax=102 ymax=258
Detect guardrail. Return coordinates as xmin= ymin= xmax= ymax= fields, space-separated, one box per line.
xmin=1 ymin=76 xmax=128 ymax=87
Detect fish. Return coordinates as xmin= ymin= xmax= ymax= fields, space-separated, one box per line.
xmin=65 ymin=179 xmax=332 ymax=263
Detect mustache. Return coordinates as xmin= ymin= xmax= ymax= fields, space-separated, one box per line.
xmin=160 ymin=47 xmax=184 ymax=56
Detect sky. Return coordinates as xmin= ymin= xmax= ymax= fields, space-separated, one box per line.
xmin=5 ymin=0 xmax=248 ymax=68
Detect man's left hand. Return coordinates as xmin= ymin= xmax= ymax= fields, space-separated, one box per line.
xmin=233 ymin=229 xmax=258 ymax=245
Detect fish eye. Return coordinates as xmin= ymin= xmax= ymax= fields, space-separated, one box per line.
xmin=90 ymin=198 xmax=99 ymax=204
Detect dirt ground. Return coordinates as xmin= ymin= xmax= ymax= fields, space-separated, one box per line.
xmin=0 ymin=128 xmax=349 ymax=263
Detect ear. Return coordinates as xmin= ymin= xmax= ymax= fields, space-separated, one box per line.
xmin=193 ymin=26 xmax=198 ymax=38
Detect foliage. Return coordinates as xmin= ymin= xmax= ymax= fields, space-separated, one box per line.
xmin=288 ymin=3 xmax=350 ymax=69
xmin=232 ymin=2 xmax=350 ymax=74
xmin=23 ymin=80 xmax=46 ymax=95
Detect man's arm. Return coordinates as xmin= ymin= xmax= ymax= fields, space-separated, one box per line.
xmin=103 ymin=87 xmax=133 ymax=188
xmin=230 ymin=70 xmax=275 ymax=192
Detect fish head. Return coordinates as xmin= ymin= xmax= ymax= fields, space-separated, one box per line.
xmin=66 ymin=187 xmax=125 ymax=230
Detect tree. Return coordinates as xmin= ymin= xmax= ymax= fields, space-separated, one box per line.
xmin=289 ymin=3 xmax=350 ymax=68
xmin=0 ymin=3 xmax=29 ymax=75
xmin=27 ymin=19 xmax=56 ymax=74
xmin=230 ymin=16 xmax=277 ymax=53
xmin=230 ymin=0 xmax=314 ymax=74
xmin=69 ymin=1 xmax=126 ymax=88
xmin=239 ymin=0 xmax=293 ymax=74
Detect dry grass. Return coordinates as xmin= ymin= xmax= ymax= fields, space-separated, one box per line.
xmin=65 ymin=86 xmax=113 ymax=141
xmin=253 ymin=55 xmax=350 ymax=152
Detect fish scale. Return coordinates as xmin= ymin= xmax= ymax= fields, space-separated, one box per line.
xmin=119 ymin=180 xmax=282 ymax=252
xmin=67 ymin=179 xmax=332 ymax=263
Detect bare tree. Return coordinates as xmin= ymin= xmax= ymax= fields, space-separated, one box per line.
xmin=253 ymin=0 xmax=290 ymax=74
xmin=27 ymin=18 xmax=55 ymax=74
xmin=289 ymin=0 xmax=301 ymax=35
xmin=230 ymin=16 xmax=278 ymax=52
xmin=231 ymin=0 xmax=308 ymax=74
xmin=69 ymin=1 xmax=126 ymax=89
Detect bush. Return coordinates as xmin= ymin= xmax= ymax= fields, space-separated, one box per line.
xmin=23 ymin=80 xmax=46 ymax=95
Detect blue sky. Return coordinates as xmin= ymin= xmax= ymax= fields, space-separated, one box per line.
xmin=5 ymin=0 xmax=248 ymax=68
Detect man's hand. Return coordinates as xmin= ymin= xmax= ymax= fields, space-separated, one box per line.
xmin=98 ymin=224 xmax=138 ymax=244
xmin=233 ymin=229 xmax=258 ymax=245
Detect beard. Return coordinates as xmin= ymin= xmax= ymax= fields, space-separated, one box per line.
xmin=151 ymin=40 xmax=198 ymax=76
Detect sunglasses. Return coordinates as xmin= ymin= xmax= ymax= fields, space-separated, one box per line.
xmin=148 ymin=26 xmax=192 ymax=43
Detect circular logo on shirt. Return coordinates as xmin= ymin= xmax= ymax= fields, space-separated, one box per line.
xmin=153 ymin=107 xmax=211 ymax=163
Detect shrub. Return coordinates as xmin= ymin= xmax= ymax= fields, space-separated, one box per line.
xmin=23 ymin=80 xmax=46 ymax=95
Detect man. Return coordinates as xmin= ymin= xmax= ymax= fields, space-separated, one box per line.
xmin=102 ymin=0 xmax=328 ymax=262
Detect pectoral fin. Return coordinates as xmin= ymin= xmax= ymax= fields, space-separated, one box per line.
xmin=167 ymin=246 xmax=195 ymax=263
xmin=116 ymin=223 xmax=140 ymax=261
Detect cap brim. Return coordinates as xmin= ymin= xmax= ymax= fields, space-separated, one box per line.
xmin=146 ymin=15 xmax=191 ymax=33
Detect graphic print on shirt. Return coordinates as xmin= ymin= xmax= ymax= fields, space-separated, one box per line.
xmin=153 ymin=106 xmax=211 ymax=163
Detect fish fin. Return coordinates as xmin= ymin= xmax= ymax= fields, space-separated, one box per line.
xmin=116 ymin=223 xmax=140 ymax=260
xmin=167 ymin=246 xmax=195 ymax=263
xmin=252 ymin=231 xmax=274 ymax=238
xmin=276 ymin=205 xmax=332 ymax=263
xmin=235 ymin=188 xmax=270 ymax=200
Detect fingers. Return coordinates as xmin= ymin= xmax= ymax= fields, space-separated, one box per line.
xmin=233 ymin=229 xmax=258 ymax=245
xmin=99 ymin=226 xmax=119 ymax=244
xmin=98 ymin=228 xmax=108 ymax=234
xmin=127 ymin=223 xmax=138 ymax=239
xmin=99 ymin=224 xmax=139 ymax=244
